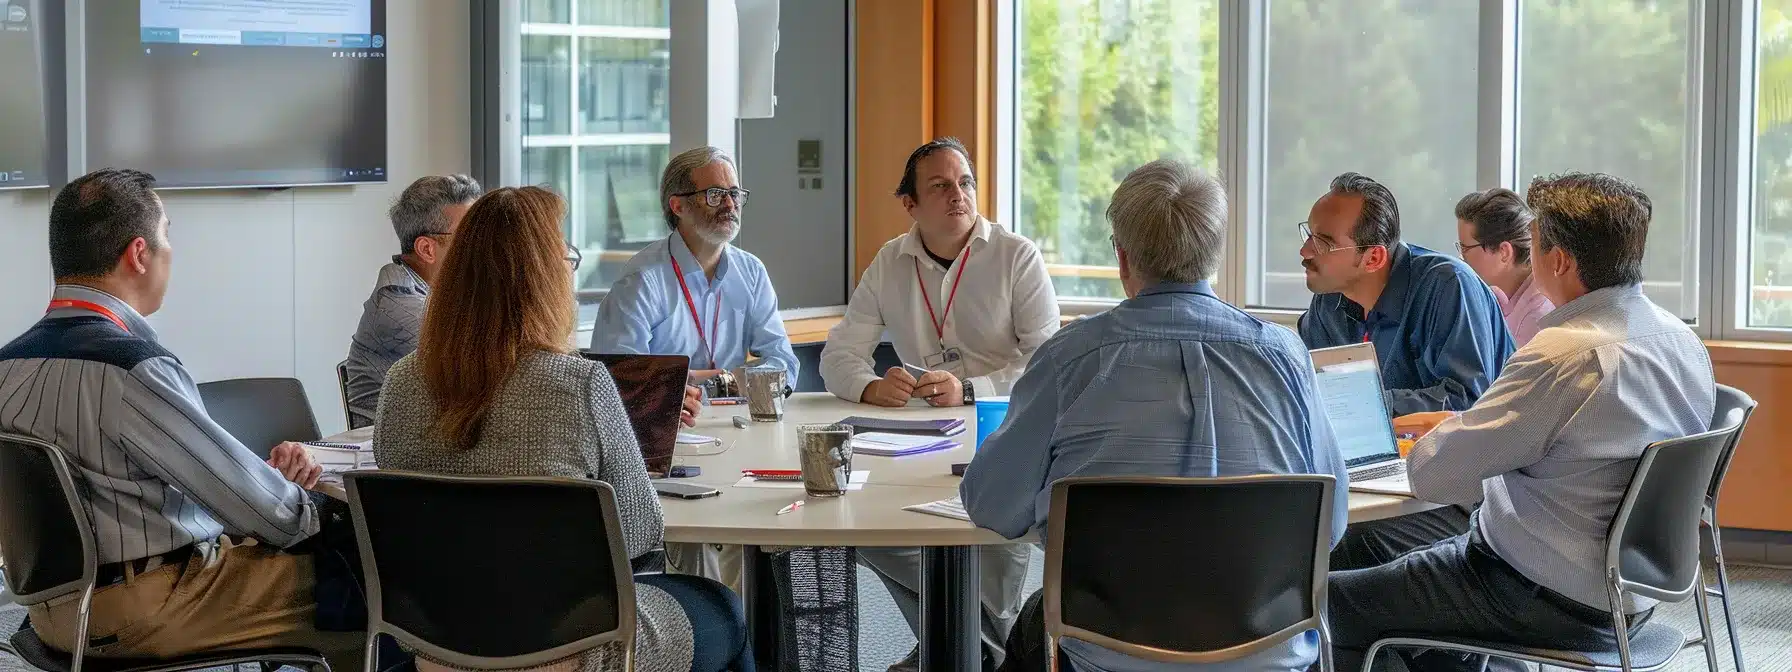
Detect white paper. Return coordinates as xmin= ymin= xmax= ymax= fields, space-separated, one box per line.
xmin=304 ymin=441 xmax=376 ymax=472
xmin=733 ymin=470 xmax=869 ymax=490
xmin=1349 ymin=473 xmax=1414 ymax=497
xmin=903 ymin=496 xmax=970 ymax=522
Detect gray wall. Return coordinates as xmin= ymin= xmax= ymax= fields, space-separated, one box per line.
xmin=0 ymin=0 xmax=471 ymax=435
xmin=737 ymin=0 xmax=849 ymax=310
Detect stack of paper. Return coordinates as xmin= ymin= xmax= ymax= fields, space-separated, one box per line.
xmin=904 ymin=496 xmax=971 ymax=522
xmin=304 ymin=441 xmax=376 ymax=473
xmin=851 ymin=432 xmax=959 ymax=457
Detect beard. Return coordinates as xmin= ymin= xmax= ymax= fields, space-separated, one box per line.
xmin=698 ymin=210 xmax=740 ymax=245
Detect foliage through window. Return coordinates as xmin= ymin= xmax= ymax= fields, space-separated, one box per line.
xmin=1017 ymin=0 xmax=1219 ymax=300
xmin=1753 ymin=0 xmax=1792 ymax=328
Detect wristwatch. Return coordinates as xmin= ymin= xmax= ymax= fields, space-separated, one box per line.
xmin=961 ymin=379 xmax=975 ymax=405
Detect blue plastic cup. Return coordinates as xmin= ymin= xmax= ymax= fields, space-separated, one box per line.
xmin=974 ymin=396 xmax=1011 ymax=450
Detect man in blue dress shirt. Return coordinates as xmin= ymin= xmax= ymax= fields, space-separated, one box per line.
xmin=1327 ymin=173 xmax=1714 ymax=672
xmin=964 ymin=159 xmax=1350 ymax=672
xmin=1296 ymin=173 xmax=1515 ymax=570
xmin=592 ymin=145 xmax=799 ymax=381
xmin=592 ymin=145 xmax=799 ymax=587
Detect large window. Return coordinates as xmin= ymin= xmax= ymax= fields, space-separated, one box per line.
xmin=1015 ymin=0 xmax=1220 ymax=301
xmin=521 ymin=0 xmax=670 ymax=294
xmin=1257 ymin=1 xmax=1480 ymax=310
xmin=1518 ymin=0 xmax=1700 ymax=319
xmin=1752 ymin=0 xmax=1792 ymax=327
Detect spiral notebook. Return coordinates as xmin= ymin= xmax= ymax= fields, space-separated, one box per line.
xmin=850 ymin=432 xmax=959 ymax=457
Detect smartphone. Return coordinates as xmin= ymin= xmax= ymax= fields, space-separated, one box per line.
xmin=653 ymin=480 xmax=722 ymax=500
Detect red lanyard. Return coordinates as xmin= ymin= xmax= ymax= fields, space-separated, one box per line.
xmin=668 ymin=254 xmax=721 ymax=369
xmin=47 ymin=299 xmax=129 ymax=333
xmin=914 ymin=244 xmax=971 ymax=342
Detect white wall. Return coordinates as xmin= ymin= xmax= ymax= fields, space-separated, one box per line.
xmin=0 ymin=0 xmax=470 ymax=435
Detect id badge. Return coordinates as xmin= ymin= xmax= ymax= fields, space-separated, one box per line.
xmin=923 ymin=347 xmax=964 ymax=370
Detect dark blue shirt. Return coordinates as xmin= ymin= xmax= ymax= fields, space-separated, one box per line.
xmin=1298 ymin=243 xmax=1514 ymax=415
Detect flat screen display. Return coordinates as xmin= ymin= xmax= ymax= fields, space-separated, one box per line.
xmin=84 ymin=0 xmax=387 ymax=188
xmin=0 ymin=0 xmax=51 ymax=189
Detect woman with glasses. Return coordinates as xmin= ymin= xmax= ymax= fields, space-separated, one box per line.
xmin=373 ymin=186 xmax=754 ymax=672
xmin=1454 ymin=188 xmax=1554 ymax=346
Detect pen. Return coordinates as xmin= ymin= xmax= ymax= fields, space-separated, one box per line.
xmin=711 ymin=399 xmax=743 ymax=406
xmin=777 ymin=500 xmax=804 ymax=515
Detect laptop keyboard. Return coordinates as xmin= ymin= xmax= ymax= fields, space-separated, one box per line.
xmin=1351 ymin=461 xmax=1407 ymax=481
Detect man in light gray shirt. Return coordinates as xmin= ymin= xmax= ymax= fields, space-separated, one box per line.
xmin=343 ymin=174 xmax=482 ymax=428
xmin=0 ymin=169 xmax=359 ymax=666
xmin=1327 ymin=172 xmax=1715 ymax=671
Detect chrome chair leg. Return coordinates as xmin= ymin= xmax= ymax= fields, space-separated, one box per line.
xmin=1317 ymin=616 xmax=1336 ymax=672
xmin=1709 ymin=522 xmax=1746 ymax=672
xmin=1607 ymin=573 xmax=1634 ymax=672
xmin=72 ymin=584 xmax=94 ymax=672
xmin=1691 ymin=565 xmax=1720 ymax=672
xmin=1045 ymin=633 xmax=1059 ymax=672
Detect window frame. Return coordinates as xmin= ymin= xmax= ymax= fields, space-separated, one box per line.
xmin=997 ymin=0 xmax=1738 ymax=339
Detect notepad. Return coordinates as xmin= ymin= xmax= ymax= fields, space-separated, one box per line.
xmin=850 ymin=432 xmax=959 ymax=457
xmin=838 ymin=416 xmax=966 ymax=436
xmin=904 ymin=496 xmax=971 ymax=522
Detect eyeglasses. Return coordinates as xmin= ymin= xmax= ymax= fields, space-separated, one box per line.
xmin=1298 ymin=221 xmax=1382 ymax=255
xmin=675 ymin=187 xmax=751 ymax=208
xmin=1454 ymin=241 xmax=1485 ymax=255
xmin=564 ymin=243 xmax=582 ymax=271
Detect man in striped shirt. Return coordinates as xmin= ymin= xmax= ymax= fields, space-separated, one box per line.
xmin=0 ymin=169 xmax=361 ymax=666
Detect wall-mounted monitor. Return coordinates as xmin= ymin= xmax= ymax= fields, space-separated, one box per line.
xmin=82 ymin=0 xmax=387 ymax=189
xmin=0 ymin=0 xmax=52 ymax=190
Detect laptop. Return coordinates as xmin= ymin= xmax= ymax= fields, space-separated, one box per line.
xmin=580 ymin=352 xmax=690 ymax=476
xmin=1309 ymin=343 xmax=1412 ymax=495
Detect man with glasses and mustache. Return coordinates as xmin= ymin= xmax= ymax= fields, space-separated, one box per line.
xmin=1298 ymin=172 xmax=1514 ymax=573
xmin=591 ymin=145 xmax=799 ymax=588
xmin=345 ymin=174 xmax=483 ymax=429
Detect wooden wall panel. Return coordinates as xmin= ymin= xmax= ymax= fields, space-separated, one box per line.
xmin=1708 ymin=342 xmax=1792 ymax=532
xmin=853 ymin=0 xmax=934 ymax=278
xmin=931 ymin=0 xmax=996 ymax=219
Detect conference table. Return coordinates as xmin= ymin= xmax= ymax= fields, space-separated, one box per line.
xmin=326 ymin=392 xmax=1439 ymax=672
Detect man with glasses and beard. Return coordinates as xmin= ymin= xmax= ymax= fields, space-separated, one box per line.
xmin=591 ymin=145 xmax=799 ymax=587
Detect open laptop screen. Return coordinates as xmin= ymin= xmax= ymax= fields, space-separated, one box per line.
xmin=579 ymin=352 xmax=689 ymax=475
xmin=1310 ymin=344 xmax=1400 ymax=468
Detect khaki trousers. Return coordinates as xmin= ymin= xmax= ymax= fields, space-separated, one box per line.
xmin=27 ymin=537 xmax=365 ymax=671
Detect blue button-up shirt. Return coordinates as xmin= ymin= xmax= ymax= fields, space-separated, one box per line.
xmin=962 ymin=282 xmax=1349 ymax=672
xmin=1299 ymin=243 xmax=1513 ymax=415
xmin=591 ymin=234 xmax=799 ymax=380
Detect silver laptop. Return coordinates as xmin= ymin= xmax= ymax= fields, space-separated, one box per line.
xmin=1310 ymin=343 xmax=1410 ymax=491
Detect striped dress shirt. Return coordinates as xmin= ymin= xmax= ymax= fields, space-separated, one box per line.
xmin=0 ymin=285 xmax=318 ymax=565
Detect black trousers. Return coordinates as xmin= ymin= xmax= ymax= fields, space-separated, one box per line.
xmin=1329 ymin=522 xmax=1652 ymax=672
xmin=1329 ymin=506 xmax=1471 ymax=571
xmin=996 ymin=589 xmax=1070 ymax=672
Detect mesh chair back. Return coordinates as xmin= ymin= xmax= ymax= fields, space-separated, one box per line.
xmin=1044 ymin=475 xmax=1334 ymax=664
xmin=197 ymin=378 xmax=322 ymax=459
xmin=0 ymin=435 xmax=96 ymax=605
xmin=1707 ymin=385 xmax=1756 ymax=503
xmin=1607 ymin=410 xmax=1743 ymax=602
xmin=345 ymin=471 xmax=635 ymax=669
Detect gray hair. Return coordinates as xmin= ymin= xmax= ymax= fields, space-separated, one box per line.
xmin=661 ymin=146 xmax=737 ymax=230
xmin=1107 ymin=159 xmax=1228 ymax=284
xmin=391 ymin=174 xmax=483 ymax=253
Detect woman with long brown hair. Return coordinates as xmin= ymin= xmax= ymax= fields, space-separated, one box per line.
xmin=372 ymin=186 xmax=752 ymax=672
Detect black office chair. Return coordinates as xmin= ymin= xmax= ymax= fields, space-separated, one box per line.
xmin=0 ymin=433 xmax=331 ymax=672
xmin=197 ymin=377 xmax=322 ymax=459
xmin=790 ymin=341 xmax=906 ymax=394
xmin=1361 ymin=408 xmax=1746 ymax=672
xmin=1043 ymin=475 xmax=1338 ymax=671
xmin=344 ymin=471 xmax=637 ymax=672
xmin=1699 ymin=384 xmax=1757 ymax=672
xmin=335 ymin=361 xmax=360 ymax=430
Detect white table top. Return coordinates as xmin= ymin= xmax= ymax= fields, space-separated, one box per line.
xmin=329 ymin=393 xmax=1438 ymax=547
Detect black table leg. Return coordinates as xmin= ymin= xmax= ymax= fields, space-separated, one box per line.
xmin=919 ymin=545 xmax=981 ymax=672
xmin=740 ymin=545 xmax=781 ymax=668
